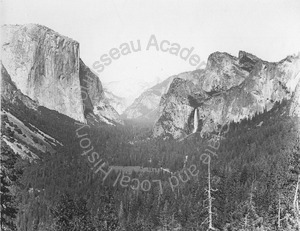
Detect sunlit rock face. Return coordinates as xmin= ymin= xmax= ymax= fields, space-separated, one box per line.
xmin=123 ymin=71 xmax=206 ymax=123
xmin=154 ymin=51 xmax=300 ymax=139
xmin=201 ymin=51 xmax=249 ymax=92
xmin=1 ymin=62 xmax=38 ymax=110
xmin=1 ymin=24 xmax=85 ymax=122
xmin=1 ymin=24 xmax=123 ymax=125
xmin=153 ymin=76 xmax=202 ymax=138
xmin=290 ymin=81 xmax=300 ymax=118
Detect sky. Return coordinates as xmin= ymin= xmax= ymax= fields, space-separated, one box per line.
xmin=1 ymin=0 xmax=300 ymax=100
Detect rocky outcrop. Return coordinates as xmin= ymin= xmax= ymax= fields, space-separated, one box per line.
xmin=1 ymin=63 xmax=62 ymax=159
xmin=1 ymin=62 xmax=38 ymax=110
xmin=104 ymin=89 xmax=127 ymax=114
xmin=290 ymin=80 xmax=300 ymax=117
xmin=79 ymin=58 xmax=104 ymax=114
xmin=153 ymin=51 xmax=300 ymax=139
xmin=79 ymin=59 xmax=123 ymax=125
xmin=122 ymin=90 xmax=161 ymax=121
xmin=1 ymin=24 xmax=84 ymax=122
xmin=122 ymin=76 xmax=174 ymax=121
xmin=1 ymin=24 xmax=122 ymax=125
xmin=123 ymin=71 xmax=205 ymax=122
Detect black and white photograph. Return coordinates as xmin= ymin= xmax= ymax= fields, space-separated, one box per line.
xmin=1 ymin=0 xmax=300 ymax=230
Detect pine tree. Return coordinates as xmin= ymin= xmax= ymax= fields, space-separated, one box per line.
xmin=231 ymin=182 xmax=262 ymax=231
xmin=159 ymin=200 xmax=176 ymax=231
xmin=51 ymin=193 xmax=95 ymax=231
xmin=293 ymin=175 xmax=300 ymax=230
xmin=95 ymin=187 xmax=120 ymax=231
xmin=0 ymin=144 xmax=19 ymax=231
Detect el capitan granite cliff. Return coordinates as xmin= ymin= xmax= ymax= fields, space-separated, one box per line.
xmin=1 ymin=24 xmax=122 ymax=125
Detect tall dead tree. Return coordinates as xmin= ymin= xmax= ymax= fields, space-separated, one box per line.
xmin=201 ymin=159 xmax=218 ymax=230
xmin=294 ymin=174 xmax=300 ymax=229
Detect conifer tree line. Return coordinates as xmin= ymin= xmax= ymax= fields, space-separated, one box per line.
xmin=1 ymin=100 xmax=300 ymax=230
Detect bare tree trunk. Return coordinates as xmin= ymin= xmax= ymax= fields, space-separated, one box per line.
xmin=294 ymin=175 xmax=300 ymax=230
xmin=278 ymin=197 xmax=281 ymax=229
xmin=207 ymin=160 xmax=216 ymax=230
xmin=244 ymin=214 xmax=248 ymax=229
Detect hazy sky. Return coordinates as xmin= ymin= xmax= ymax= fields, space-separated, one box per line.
xmin=2 ymin=0 xmax=300 ymax=97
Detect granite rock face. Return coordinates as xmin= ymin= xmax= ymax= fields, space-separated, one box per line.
xmin=1 ymin=24 xmax=122 ymax=124
xmin=104 ymin=89 xmax=127 ymax=115
xmin=290 ymin=80 xmax=300 ymax=117
xmin=153 ymin=51 xmax=300 ymax=139
xmin=1 ymin=24 xmax=84 ymax=122
xmin=122 ymin=76 xmax=174 ymax=122
xmin=122 ymin=90 xmax=161 ymax=121
xmin=123 ymin=72 xmax=205 ymax=123
xmin=79 ymin=59 xmax=123 ymax=124
xmin=1 ymin=62 xmax=38 ymax=110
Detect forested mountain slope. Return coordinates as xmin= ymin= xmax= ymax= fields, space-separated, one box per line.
xmin=2 ymin=89 xmax=299 ymax=230
xmin=1 ymin=24 xmax=299 ymax=231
